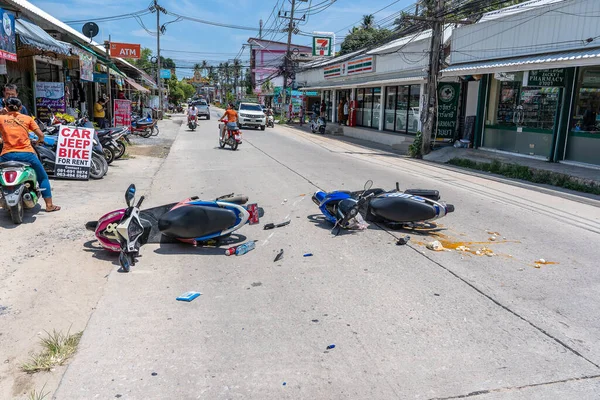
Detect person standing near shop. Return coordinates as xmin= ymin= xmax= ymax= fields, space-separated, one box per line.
xmin=337 ymin=99 xmax=344 ymax=125
xmin=343 ymin=99 xmax=349 ymax=125
xmin=0 ymin=84 xmax=29 ymax=115
xmin=94 ymin=98 xmax=107 ymax=129
xmin=320 ymin=100 xmax=327 ymax=118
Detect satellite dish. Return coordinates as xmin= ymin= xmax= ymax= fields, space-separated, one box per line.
xmin=82 ymin=22 xmax=99 ymax=40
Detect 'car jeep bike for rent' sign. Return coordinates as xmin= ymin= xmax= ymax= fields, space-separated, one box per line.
xmin=527 ymin=68 xmax=565 ymax=87
xmin=55 ymin=125 xmax=94 ymax=180
xmin=436 ymin=83 xmax=461 ymax=139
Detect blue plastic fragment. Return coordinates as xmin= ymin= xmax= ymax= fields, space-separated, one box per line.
xmin=283 ymin=382 xmax=287 ymax=386
xmin=326 ymin=344 xmax=335 ymax=350
xmin=303 ymin=253 xmax=313 ymax=257
xmin=176 ymin=291 xmax=201 ymax=302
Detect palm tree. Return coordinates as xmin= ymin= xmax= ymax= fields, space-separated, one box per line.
xmin=200 ymin=60 xmax=208 ymax=77
xmin=233 ymin=59 xmax=242 ymax=98
xmin=361 ymin=14 xmax=375 ymax=30
xmin=261 ymin=80 xmax=274 ymax=94
xmin=223 ymin=61 xmax=231 ymax=95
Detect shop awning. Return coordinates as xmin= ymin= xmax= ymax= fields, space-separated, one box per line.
xmin=125 ymin=77 xmax=150 ymax=93
xmin=16 ymin=19 xmax=70 ymax=55
xmin=443 ymin=48 xmax=600 ymax=76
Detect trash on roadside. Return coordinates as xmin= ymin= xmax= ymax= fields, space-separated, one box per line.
xmin=274 ymin=249 xmax=284 ymax=262
xmin=478 ymin=247 xmax=495 ymax=257
xmin=326 ymin=344 xmax=336 ymax=350
xmin=235 ymin=241 xmax=256 ymax=256
xmin=283 ymin=382 xmax=287 ymax=386
xmin=303 ymin=253 xmax=313 ymax=257
xmin=176 ymin=291 xmax=201 ymax=302
xmin=396 ymin=235 xmax=410 ymax=246
xmin=426 ymin=240 xmax=445 ymax=252
xmin=225 ymin=245 xmax=238 ymax=256
xmin=456 ymin=246 xmax=471 ymax=252
xmin=264 ymin=220 xmax=291 ymax=230
xmin=488 ymin=236 xmax=497 ymax=241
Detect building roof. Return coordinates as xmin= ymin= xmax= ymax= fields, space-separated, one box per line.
xmin=478 ymin=0 xmax=567 ymax=22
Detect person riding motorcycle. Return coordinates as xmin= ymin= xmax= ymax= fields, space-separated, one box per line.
xmin=187 ymin=104 xmax=198 ymax=124
xmin=0 ymin=97 xmax=60 ymax=212
xmin=220 ymin=103 xmax=238 ymax=141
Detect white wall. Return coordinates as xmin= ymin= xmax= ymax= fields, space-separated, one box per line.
xmin=451 ymin=0 xmax=600 ymax=64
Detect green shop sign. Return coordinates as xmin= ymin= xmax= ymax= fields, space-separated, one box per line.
xmin=436 ymin=82 xmax=461 ymax=139
xmin=527 ymin=68 xmax=565 ymax=87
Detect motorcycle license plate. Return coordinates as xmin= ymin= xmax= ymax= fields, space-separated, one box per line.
xmin=247 ymin=203 xmax=259 ymax=225
xmin=234 ymin=134 xmax=241 ymax=141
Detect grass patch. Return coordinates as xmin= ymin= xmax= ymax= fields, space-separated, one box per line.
xmin=28 ymin=384 xmax=49 ymax=400
xmin=448 ymin=158 xmax=600 ymax=195
xmin=21 ymin=330 xmax=83 ymax=374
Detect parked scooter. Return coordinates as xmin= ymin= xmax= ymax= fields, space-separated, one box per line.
xmin=85 ymin=184 xmax=261 ymax=272
xmin=0 ymin=160 xmax=42 ymax=224
xmin=131 ymin=113 xmax=158 ymax=138
xmin=310 ymin=115 xmax=326 ymax=134
xmin=97 ymin=126 xmax=129 ymax=164
xmin=312 ymin=180 xmax=455 ymax=231
xmin=219 ymin=120 xmax=242 ymax=151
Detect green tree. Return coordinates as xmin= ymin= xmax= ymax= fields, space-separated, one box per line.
xmin=200 ymin=60 xmax=208 ymax=77
xmin=339 ymin=27 xmax=392 ymax=55
xmin=361 ymin=14 xmax=375 ymax=29
xmin=180 ymin=81 xmax=196 ymax=99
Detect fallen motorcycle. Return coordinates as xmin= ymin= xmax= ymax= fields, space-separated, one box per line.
xmin=85 ymin=185 xmax=261 ymax=272
xmin=312 ymin=180 xmax=454 ymax=231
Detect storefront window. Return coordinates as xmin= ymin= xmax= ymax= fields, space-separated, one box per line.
xmin=356 ymin=89 xmax=364 ymax=126
xmin=396 ymin=86 xmax=409 ymax=133
xmin=372 ymin=87 xmax=381 ymax=129
xmin=408 ymin=85 xmax=421 ymax=133
xmin=385 ymin=87 xmax=396 ymax=131
xmin=364 ymin=88 xmax=374 ymax=128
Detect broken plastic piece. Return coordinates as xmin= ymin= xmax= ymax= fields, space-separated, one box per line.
xmin=176 ymin=291 xmax=201 ymax=302
xmin=396 ymin=235 xmax=410 ymax=246
xmin=326 ymin=344 xmax=336 ymax=350
xmin=264 ymin=220 xmax=291 ymax=230
xmin=274 ymin=249 xmax=284 ymax=262
xmin=303 ymin=253 xmax=313 ymax=257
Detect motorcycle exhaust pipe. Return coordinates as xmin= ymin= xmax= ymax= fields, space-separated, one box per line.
xmin=23 ymin=192 xmax=35 ymax=208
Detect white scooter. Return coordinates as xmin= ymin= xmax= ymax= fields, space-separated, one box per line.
xmin=267 ymin=115 xmax=274 ymax=128
xmin=310 ymin=115 xmax=326 ymax=134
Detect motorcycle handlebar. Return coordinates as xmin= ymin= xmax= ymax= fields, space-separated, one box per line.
xmin=136 ymin=195 xmax=145 ymax=208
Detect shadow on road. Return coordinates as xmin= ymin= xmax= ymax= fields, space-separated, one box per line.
xmin=154 ymin=233 xmax=248 ymax=256
xmin=0 ymin=204 xmax=41 ymax=228
xmin=82 ymin=239 xmax=120 ymax=266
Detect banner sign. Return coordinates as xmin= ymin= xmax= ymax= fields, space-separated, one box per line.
xmin=55 ymin=125 xmax=94 ymax=180
xmin=436 ymin=82 xmax=461 ymax=139
xmin=79 ymin=52 xmax=95 ymax=82
xmin=35 ymin=82 xmax=65 ymax=122
xmin=324 ymin=56 xmax=375 ymax=79
xmin=93 ymin=73 xmax=108 ymax=83
xmin=312 ymin=36 xmax=332 ymax=57
xmin=113 ymin=99 xmax=132 ymax=127
xmin=527 ymin=68 xmax=565 ymax=87
xmin=109 ymin=42 xmax=141 ymax=59
xmin=0 ymin=8 xmax=16 ymax=62
xmin=160 ymin=69 xmax=171 ymax=79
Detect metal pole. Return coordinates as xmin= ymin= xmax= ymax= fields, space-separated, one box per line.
xmin=282 ymin=0 xmax=296 ymax=108
xmin=105 ymin=35 xmax=112 ymax=126
xmin=155 ymin=0 xmax=163 ymax=116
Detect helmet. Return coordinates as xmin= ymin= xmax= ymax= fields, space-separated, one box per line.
xmin=6 ymin=97 xmax=21 ymax=111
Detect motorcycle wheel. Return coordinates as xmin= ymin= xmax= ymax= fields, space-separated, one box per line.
xmin=219 ymin=136 xmax=226 ymax=148
xmin=115 ymin=142 xmax=126 ymax=159
xmin=103 ymin=147 xmax=115 ymax=164
xmin=311 ymin=125 xmax=316 ymax=133
xmin=151 ymin=125 xmax=160 ymax=136
xmin=9 ymin=201 xmax=23 ymax=224
xmin=90 ymin=153 xmax=107 ymax=179
xmin=141 ymin=128 xmax=152 ymax=138
xmin=231 ymin=141 xmax=239 ymax=151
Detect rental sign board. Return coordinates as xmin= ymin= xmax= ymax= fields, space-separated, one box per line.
xmin=109 ymin=42 xmax=141 ymax=59
xmin=55 ymin=126 xmax=94 ymax=180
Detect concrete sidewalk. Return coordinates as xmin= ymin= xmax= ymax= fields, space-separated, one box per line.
xmin=424 ymin=146 xmax=600 ymax=188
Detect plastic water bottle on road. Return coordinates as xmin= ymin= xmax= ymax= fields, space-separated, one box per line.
xmin=235 ymin=241 xmax=256 ymax=256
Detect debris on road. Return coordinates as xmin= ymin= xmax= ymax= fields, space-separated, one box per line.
xmin=283 ymin=382 xmax=287 ymax=386
xmin=225 ymin=245 xmax=238 ymax=256
xmin=396 ymin=235 xmax=410 ymax=246
xmin=488 ymin=236 xmax=497 ymax=241
xmin=176 ymin=291 xmax=201 ymax=302
xmin=326 ymin=344 xmax=336 ymax=350
xmin=264 ymin=220 xmax=290 ymax=230
xmin=533 ymin=259 xmax=559 ymax=268
xmin=476 ymin=247 xmax=495 ymax=257
xmin=456 ymin=246 xmax=471 ymax=252
xmin=274 ymin=249 xmax=284 ymax=262
xmin=303 ymin=253 xmax=313 ymax=257
xmin=151 ymin=372 xmax=158 ymax=376
xmin=235 ymin=241 xmax=256 ymax=256
xmin=426 ymin=240 xmax=446 ymax=252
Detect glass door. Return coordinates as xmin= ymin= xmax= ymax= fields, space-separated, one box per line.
xmin=385 ymin=86 xmax=397 ymax=131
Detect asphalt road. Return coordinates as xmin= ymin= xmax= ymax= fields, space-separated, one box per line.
xmin=53 ymin=110 xmax=600 ymax=399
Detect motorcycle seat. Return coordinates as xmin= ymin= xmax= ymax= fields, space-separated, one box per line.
xmin=369 ymin=196 xmax=436 ymax=223
xmin=0 ymin=161 xmax=30 ymax=169
xmin=158 ymin=205 xmax=237 ymax=239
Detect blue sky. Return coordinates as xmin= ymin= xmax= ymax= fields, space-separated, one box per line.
xmin=33 ymin=0 xmax=415 ymax=77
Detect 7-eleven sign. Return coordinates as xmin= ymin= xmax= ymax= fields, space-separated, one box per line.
xmin=313 ymin=36 xmax=332 ymax=57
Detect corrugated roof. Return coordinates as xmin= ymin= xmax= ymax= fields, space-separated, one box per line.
xmin=442 ymin=47 xmax=600 ymax=75
xmin=478 ymin=0 xmax=567 ymax=22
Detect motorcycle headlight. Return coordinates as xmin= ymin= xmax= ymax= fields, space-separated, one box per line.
xmin=128 ymin=218 xmax=144 ymax=242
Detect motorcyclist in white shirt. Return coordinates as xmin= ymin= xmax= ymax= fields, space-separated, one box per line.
xmin=187 ymin=104 xmax=198 ymax=123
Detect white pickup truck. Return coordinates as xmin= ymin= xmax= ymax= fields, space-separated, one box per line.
xmin=190 ymin=99 xmax=210 ymax=120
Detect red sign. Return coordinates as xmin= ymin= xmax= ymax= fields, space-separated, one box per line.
xmin=55 ymin=125 xmax=94 ymax=180
xmin=109 ymin=42 xmax=141 ymax=59
xmin=113 ymin=99 xmax=132 ymax=127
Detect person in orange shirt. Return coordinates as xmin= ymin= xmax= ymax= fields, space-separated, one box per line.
xmin=219 ymin=103 xmax=238 ymax=141
xmin=0 ymin=98 xmax=60 ymax=212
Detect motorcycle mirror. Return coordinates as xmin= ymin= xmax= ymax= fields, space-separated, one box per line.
xmin=119 ymin=252 xmax=131 ymax=273
xmin=364 ymin=180 xmax=373 ymax=191
xmin=125 ymin=184 xmax=136 ymax=207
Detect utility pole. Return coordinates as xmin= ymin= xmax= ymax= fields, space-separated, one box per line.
xmin=259 ymin=19 xmax=263 ymax=39
xmin=104 ymin=35 xmax=112 ymax=124
xmin=279 ymin=1 xmax=306 ymax=110
xmin=154 ymin=0 xmax=164 ymax=115
xmin=421 ymin=0 xmax=444 ymax=155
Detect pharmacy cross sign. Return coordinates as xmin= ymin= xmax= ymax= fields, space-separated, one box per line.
xmin=312 ymin=36 xmax=332 ymax=57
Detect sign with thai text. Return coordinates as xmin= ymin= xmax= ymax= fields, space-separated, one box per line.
xmin=436 ymin=83 xmax=461 ymax=139
xmin=113 ymin=99 xmax=132 ymax=127
xmin=527 ymin=68 xmax=565 ymax=87
xmin=109 ymin=42 xmax=141 ymax=59
xmin=55 ymin=125 xmax=94 ymax=180
xmin=35 ymin=82 xmax=65 ymax=122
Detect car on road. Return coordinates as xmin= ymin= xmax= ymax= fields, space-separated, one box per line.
xmin=190 ymin=99 xmax=210 ymax=120
xmin=237 ymin=102 xmax=266 ymax=130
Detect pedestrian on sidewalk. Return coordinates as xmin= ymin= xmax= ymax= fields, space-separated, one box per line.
xmin=94 ymin=98 xmax=107 ymax=129
xmin=343 ymin=100 xmax=349 ymax=125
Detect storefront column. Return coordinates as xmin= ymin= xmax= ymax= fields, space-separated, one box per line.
xmin=553 ymin=67 xmax=576 ymax=162
xmin=332 ymin=90 xmax=337 ymax=123
xmin=379 ymin=85 xmax=385 ymax=131
xmin=474 ymin=75 xmax=489 ymax=149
